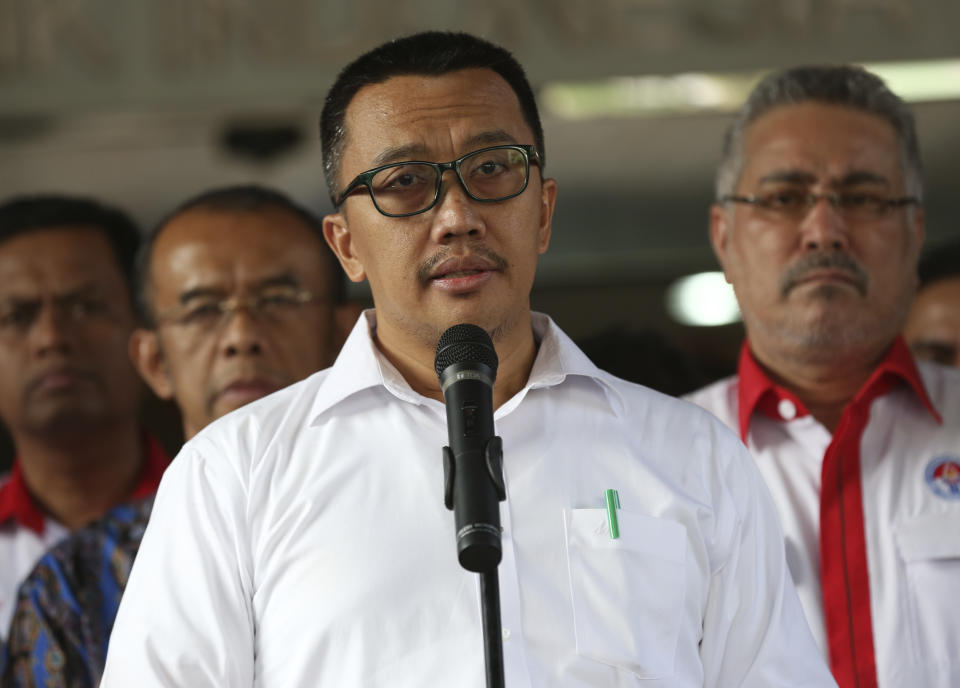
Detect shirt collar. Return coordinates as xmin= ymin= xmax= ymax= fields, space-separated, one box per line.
xmin=0 ymin=433 xmax=171 ymax=536
xmin=736 ymin=336 xmax=942 ymax=442
xmin=0 ymin=462 xmax=44 ymax=535
xmin=510 ymin=312 xmax=626 ymax=418
xmin=308 ymin=310 xmax=413 ymax=422
xmin=310 ymin=310 xmax=623 ymax=423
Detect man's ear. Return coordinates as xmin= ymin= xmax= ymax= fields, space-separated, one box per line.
xmin=129 ymin=329 xmax=175 ymax=400
xmin=709 ymin=203 xmax=733 ymax=283
xmin=537 ymin=177 xmax=558 ymax=255
xmin=323 ymin=212 xmax=367 ymax=283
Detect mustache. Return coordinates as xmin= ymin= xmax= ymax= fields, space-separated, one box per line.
xmin=416 ymin=244 xmax=509 ymax=284
xmin=780 ymin=252 xmax=868 ymax=298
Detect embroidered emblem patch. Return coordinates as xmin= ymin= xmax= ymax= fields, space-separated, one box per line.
xmin=925 ymin=457 xmax=960 ymax=500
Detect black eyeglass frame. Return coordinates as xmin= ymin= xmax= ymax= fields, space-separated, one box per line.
xmin=333 ymin=144 xmax=542 ymax=218
xmin=717 ymin=192 xmax=920 ymax=216
xmin=152 ymin=286 xmax=325 ymax=330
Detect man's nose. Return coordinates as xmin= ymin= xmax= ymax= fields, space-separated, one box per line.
xmin=30 ymin=304 xmax=73 ymax=357
xmin=429 ymin=171 xmax=487 ymax=244
xmin=218 ymin=307 xmax=264 ymax=357
xmin=799 ymin=195 xmax=850 ymax=252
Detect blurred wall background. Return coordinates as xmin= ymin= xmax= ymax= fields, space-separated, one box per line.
xmin=1 ymin=0 xmax=959 ymax=466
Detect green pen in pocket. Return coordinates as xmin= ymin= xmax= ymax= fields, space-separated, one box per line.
xmin=604 ymin=488 xmax=620 ymax=539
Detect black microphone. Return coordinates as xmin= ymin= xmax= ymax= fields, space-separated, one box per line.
xmin=435 ymin=324 xmax=506 ymax=573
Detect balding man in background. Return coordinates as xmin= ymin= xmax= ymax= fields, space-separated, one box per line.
xmin=1 ymin=185 xmax=353 ymax=687
xmin=687 ymin=66 xmax=960 ymax=688
xmin=129 ymin=184 xmax=351 ymax=438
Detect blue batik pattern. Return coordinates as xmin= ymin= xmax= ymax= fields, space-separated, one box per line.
xmin=0 ymin=496 xmax=154 ymax=687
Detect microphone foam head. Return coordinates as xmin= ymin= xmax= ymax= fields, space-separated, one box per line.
xmin=434 ymin=324 xmax=499 ymax=380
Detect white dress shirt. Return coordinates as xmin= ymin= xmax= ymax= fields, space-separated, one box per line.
xmin=102 ymin=312 xmax=833 ymax=687
xmin=687 ymin=344 xmax=960 ymax=688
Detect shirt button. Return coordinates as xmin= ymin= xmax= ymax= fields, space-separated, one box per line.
xmin=502 ymin=628 xmax=512 ymax=641
xmin=778 ymin=399 xmax=797 ymax=420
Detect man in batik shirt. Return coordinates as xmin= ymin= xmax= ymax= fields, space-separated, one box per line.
xmin=1 ymin=185 xmax=351 ymax=686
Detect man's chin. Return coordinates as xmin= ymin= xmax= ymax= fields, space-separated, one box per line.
xmin=781 ymin=310 xmax=886 ymax=353
xmin=432 ymin=297 xmax=526 ymax=338
xmin=804 ymin=281 xmax=864 ymax=300
xmin=23 ymin=402 xmax=106 ymax=435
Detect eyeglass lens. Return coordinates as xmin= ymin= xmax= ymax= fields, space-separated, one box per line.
xmin=745 ymin=190 xmax=913 ymax=221
xmin=369 ymin=147 xmax=529 ymax=216
xmin=171 ymin=288 xmax=315 ymax=334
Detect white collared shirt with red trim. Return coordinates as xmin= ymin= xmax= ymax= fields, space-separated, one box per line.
xmin=0 ymin=434 xmax=170 ymax=641
xmin=101 ymin=311 xmax=833 ymax=687
xmin=687 ymin=338 xmax=960 ymax=688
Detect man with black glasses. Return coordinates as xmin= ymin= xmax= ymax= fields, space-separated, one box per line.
xmin=687 ymin=66 xmax=960 ymax=688
xmin=102 ymin=33 xmax=832 ymax=687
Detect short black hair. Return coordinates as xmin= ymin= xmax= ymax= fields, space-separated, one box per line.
xmin=0 ymin=194 xmax=141 ymax=303
xmin=320 ymin=31 xmax=544 ymax=203
xmin=138 ymin=184 xmax=344 ymax=326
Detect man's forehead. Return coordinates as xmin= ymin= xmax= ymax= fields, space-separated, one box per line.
xmin=741 ymin=102 xmax=901 ymax=180
xmin=161 ymin=206 xmax=311 ymax=238
xmin=0 ymin=224 xmax=114 ymax=257
xmin=0 ymin=227 xmax=121 ymax=287
xmin=341 ymin=69 xmax=530 ymax=166
xmin=156 ymin=208 xmax=316 ymax=260
xmin=152 ymin=212 xmax=322 ymax=294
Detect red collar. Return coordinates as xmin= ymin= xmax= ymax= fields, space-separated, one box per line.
xmin=0 ymin=433 xmax=171 ymax=535
xmin=736 ymin=336 xmax=942 ymax=443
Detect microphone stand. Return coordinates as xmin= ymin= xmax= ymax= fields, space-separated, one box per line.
xmin=435 ymin=324 xmax=507 ymax=687
xmin=442 ymin=437 xmax=508 ymax=688
xmin=480 ymin=568 xmax=505 ymax=688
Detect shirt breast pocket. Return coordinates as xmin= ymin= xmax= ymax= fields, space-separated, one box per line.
xmin=893 ymin=511 xmax=960 ymax=664
xmin=563 ymin=507 xmax=687 ymax=679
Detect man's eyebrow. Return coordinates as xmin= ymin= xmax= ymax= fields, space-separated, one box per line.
xmin=373 ymin=144 xmax=430 ymax=166
xmin=178 ymin=274 xmax=303 ymax=304
xmin=51 ymin=286 xmax=109 ymax=310
xmin=757 ymin=170 xmax=818 ymax=185
xmin=56 ymin=283 xmax=103 ymax=300
xmin=756 ymin=169 xmax=891 ymax=187
xmin=371 ymin=130 xmax=519 ymax=167
xmin=0 ymin=284 xmax=106 ymax=316
xmin=462 ymin=130 xmax=516 ymax=149
xmin=256 ymin=273 xmax=301 ymax=289
xmin=837 ymin=170 xmax=890 ymax=187
xmin=0 ymin=294 xmax=37 ymax=307
xmin=178 ymin=286 xmax=226 ymax=305
xmin=1 ymin=283 xmax=102 ymax=304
